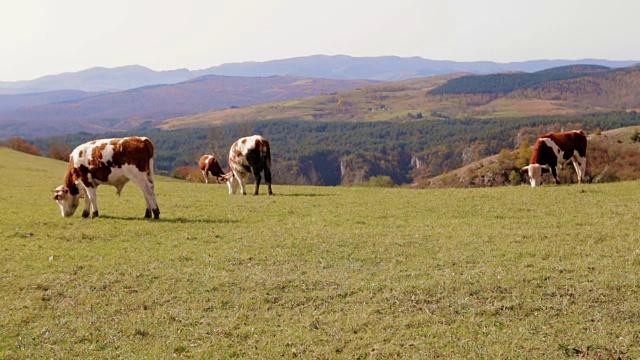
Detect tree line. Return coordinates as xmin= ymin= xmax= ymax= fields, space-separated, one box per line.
xmin=19 ymin=111 xmax=640 ymax=187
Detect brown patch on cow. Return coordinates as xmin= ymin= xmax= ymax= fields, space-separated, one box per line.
xmin=78 ymin=150 xmax=84 ymax=158
xmin=63 ymin=161 xmax=81 ymax=195
xmin=89 ymin=143 xmax=107 ymax=169
xmin=112 ymin=137 xmax=154 ymax=172
xmin=92 ymin=165 xmax=112 ymax=182
xmin=198 ymin=155 xmax=209 ymax=172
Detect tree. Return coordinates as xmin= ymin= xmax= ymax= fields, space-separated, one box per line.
xmin=48 ymin=140 xmax=71 ymax=161
xmin=509 ymin=170 xmax=523 ymax=185
xmin=4 ymin=137 xmax=41 ymax=156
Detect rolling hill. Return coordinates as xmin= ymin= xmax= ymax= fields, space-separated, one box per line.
xmin=158 ymin=65 xmax=640 ymax=131
xmin=0 ymin=75 xmax=378 ymax=138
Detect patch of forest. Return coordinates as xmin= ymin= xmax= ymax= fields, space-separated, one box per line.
xmin=429 ymin=65 xmax=610 ymax=95
xmin=29 ymin=111 xmax=640 ymax=187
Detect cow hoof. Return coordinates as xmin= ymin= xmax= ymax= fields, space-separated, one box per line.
xmin=144 ymin=209 xmax=152 ymax=218
xmin=152 ymin=208 xmax=160 ymax=219
xmin=82 ymin=210 xmax=90 ymax=218
xmin=91 ymin=211 xmax=99 ymax=219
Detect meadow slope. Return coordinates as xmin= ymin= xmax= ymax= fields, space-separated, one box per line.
xmin=2 ymin=147 xmax=640 ymax=358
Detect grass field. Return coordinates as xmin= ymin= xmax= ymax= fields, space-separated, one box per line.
xmin=2 ymin=146 xmax=640 ymax=359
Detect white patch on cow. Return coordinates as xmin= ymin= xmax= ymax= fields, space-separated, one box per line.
xmin=101 ymin=144 xmax=116 ymax=163
xmin=235 ymin=135 xmax=260 ymax=156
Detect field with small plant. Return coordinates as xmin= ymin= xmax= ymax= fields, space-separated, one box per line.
xmin=2 ymin=146 xmax=640 ymax=358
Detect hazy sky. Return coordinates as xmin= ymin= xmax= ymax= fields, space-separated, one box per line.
xmin=2 ymin=0 xmax=639 ymax=82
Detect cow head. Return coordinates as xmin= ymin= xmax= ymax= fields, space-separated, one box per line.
xmin=53 ymin=185 xmax=81 ymax=217
xmin=222 ymin=173 xmax=240 ymax=194
xmin=207 ymin=156 xmax=226 ymax=178
xmin=520 ymin=164 xmax=551 ymax=187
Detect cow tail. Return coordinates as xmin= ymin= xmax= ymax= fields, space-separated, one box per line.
xmin=143 ymin=137 xmax=155 ymax=183
xmin=263 ymin=140 xmax=272 ymax=184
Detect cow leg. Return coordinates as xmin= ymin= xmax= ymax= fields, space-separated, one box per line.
xmin=233 ymin=170 xmax=249 ymax=195
xmin=264 ymin=164 xmax=273 ymax=196
xmin=551 ymin=166 xmax=560 ymax=185
xmin=572 ymin=152 xmax=586 ymax=184
xmin=130 ymin=171 xmax=160 ymax=219
xmin=82 ymin=193 xmax=91 ymax=218
xmin=202 ymin=170 xmax=209 ymax=184
xmin=252 ymin=168 xmax=261 ymax=196
xmin=239 ymin=173 xmax=250 ymax=195
xmin=84 ymin=186 xmax=99 ymax=218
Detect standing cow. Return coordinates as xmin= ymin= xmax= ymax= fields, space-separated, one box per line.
xmin=198 ymin=155 xmax=225 ymax=184
xmin=53 ymin=136 xmax=160 ymax=218
xmin=223 ymin=135 xmax=273 ymax=195
xmin=520 ymin=130 xmax=587 ymax=187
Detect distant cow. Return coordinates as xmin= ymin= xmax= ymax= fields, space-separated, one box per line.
xmin=222 ymin=135 xmax=273 ymax=195
xmin=520 ymin=130 xmax=587 ymax=187
xmin=53 ymin=137 xmax=160 ymax=218
xmin=198 ymin=155 xmax=225 ymax=184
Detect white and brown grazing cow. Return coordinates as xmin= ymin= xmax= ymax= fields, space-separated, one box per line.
xmin=520 ymin=130 xmax=587 ymax=187
xmin=222 ymin=135 xmax=273 ymax=195
xmin=53 ymin=136 xmax=160 ymax=219
xmin=198 ymin=155 xmax=225 ymax=184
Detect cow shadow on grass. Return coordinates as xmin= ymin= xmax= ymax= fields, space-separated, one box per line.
xmin=100 ymin=215 xmax=239 ymax=224
xmin=275 ymin=193 xmax=334 ymax=197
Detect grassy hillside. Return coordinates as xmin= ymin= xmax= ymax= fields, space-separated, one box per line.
xmin=424 ymin=126 xmax=640 ymax=188
xmin=157 ymin=74 xmax=465 ymax=130
xmin=2 ymin=147 xmax=640 ymax=358
xmin=158 ymin=66 xmax=640 ymax=131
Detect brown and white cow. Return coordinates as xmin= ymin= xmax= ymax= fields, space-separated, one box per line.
xmin=222 ymin=135 xmax=273 ymax=195
xmin=198 ymin=155 xmax=225 ymax=184
xmin=53 ymin=137 xmax=160 ymax=219
xmin=520 ymin=130 xmax=587 ymax=187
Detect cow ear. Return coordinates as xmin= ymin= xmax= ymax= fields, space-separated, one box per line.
xmin=519 ymin=166 xmax=529 ymax=174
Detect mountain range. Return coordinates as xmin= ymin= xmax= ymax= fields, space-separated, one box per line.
xmin=1 ymin=55 xmax=640 ymax=139
xmin=1 ymin=55 xmax=638 ymax=94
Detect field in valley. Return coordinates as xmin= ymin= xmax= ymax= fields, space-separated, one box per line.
xmin=2 ymin=146 xmax=640 ymax=358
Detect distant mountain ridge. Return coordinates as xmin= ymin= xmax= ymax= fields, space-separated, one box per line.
xmin=1 ymin=55 xmax=638 ymax=94
xmin=0 ymin=65 xmax=193 ymax=94
xmin=0 ymin=75 xmax=378 ymax=138
xmin=194 ymin=55 xmax=639 ymax=81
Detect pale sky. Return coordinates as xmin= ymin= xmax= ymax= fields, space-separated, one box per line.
xmin=2 ymin=0 xmax=639 ymax=82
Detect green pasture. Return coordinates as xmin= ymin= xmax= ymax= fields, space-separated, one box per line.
xmin=1 ymin=146 xmax=640 ymax=358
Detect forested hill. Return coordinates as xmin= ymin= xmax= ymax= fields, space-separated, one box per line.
xmin=428 ymin=65 xmax=611 ymax=94
xmin=32 ymin=112 xmax=640 ymax=187
xmin=159 ymin=65 xmax=640 ymax=131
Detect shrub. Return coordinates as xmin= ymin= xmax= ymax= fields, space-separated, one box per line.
xmin=172 ymin=166 xmax=206 ymax=183
xmin=3 ymin=137 xmax=41 ymax=156
xmin=353 ymin=175 xmax=396 ymax=188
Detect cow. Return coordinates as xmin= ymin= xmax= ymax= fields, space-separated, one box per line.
xmin=53 ymin=136 xmax=160 ymax=219
xmin=198 ymin=155 xmax=225 ymax=184
xmin=222 ymin=135 xmax=273 ymax=195
xmin=520 ymin=130 xmax=587 ymax=187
